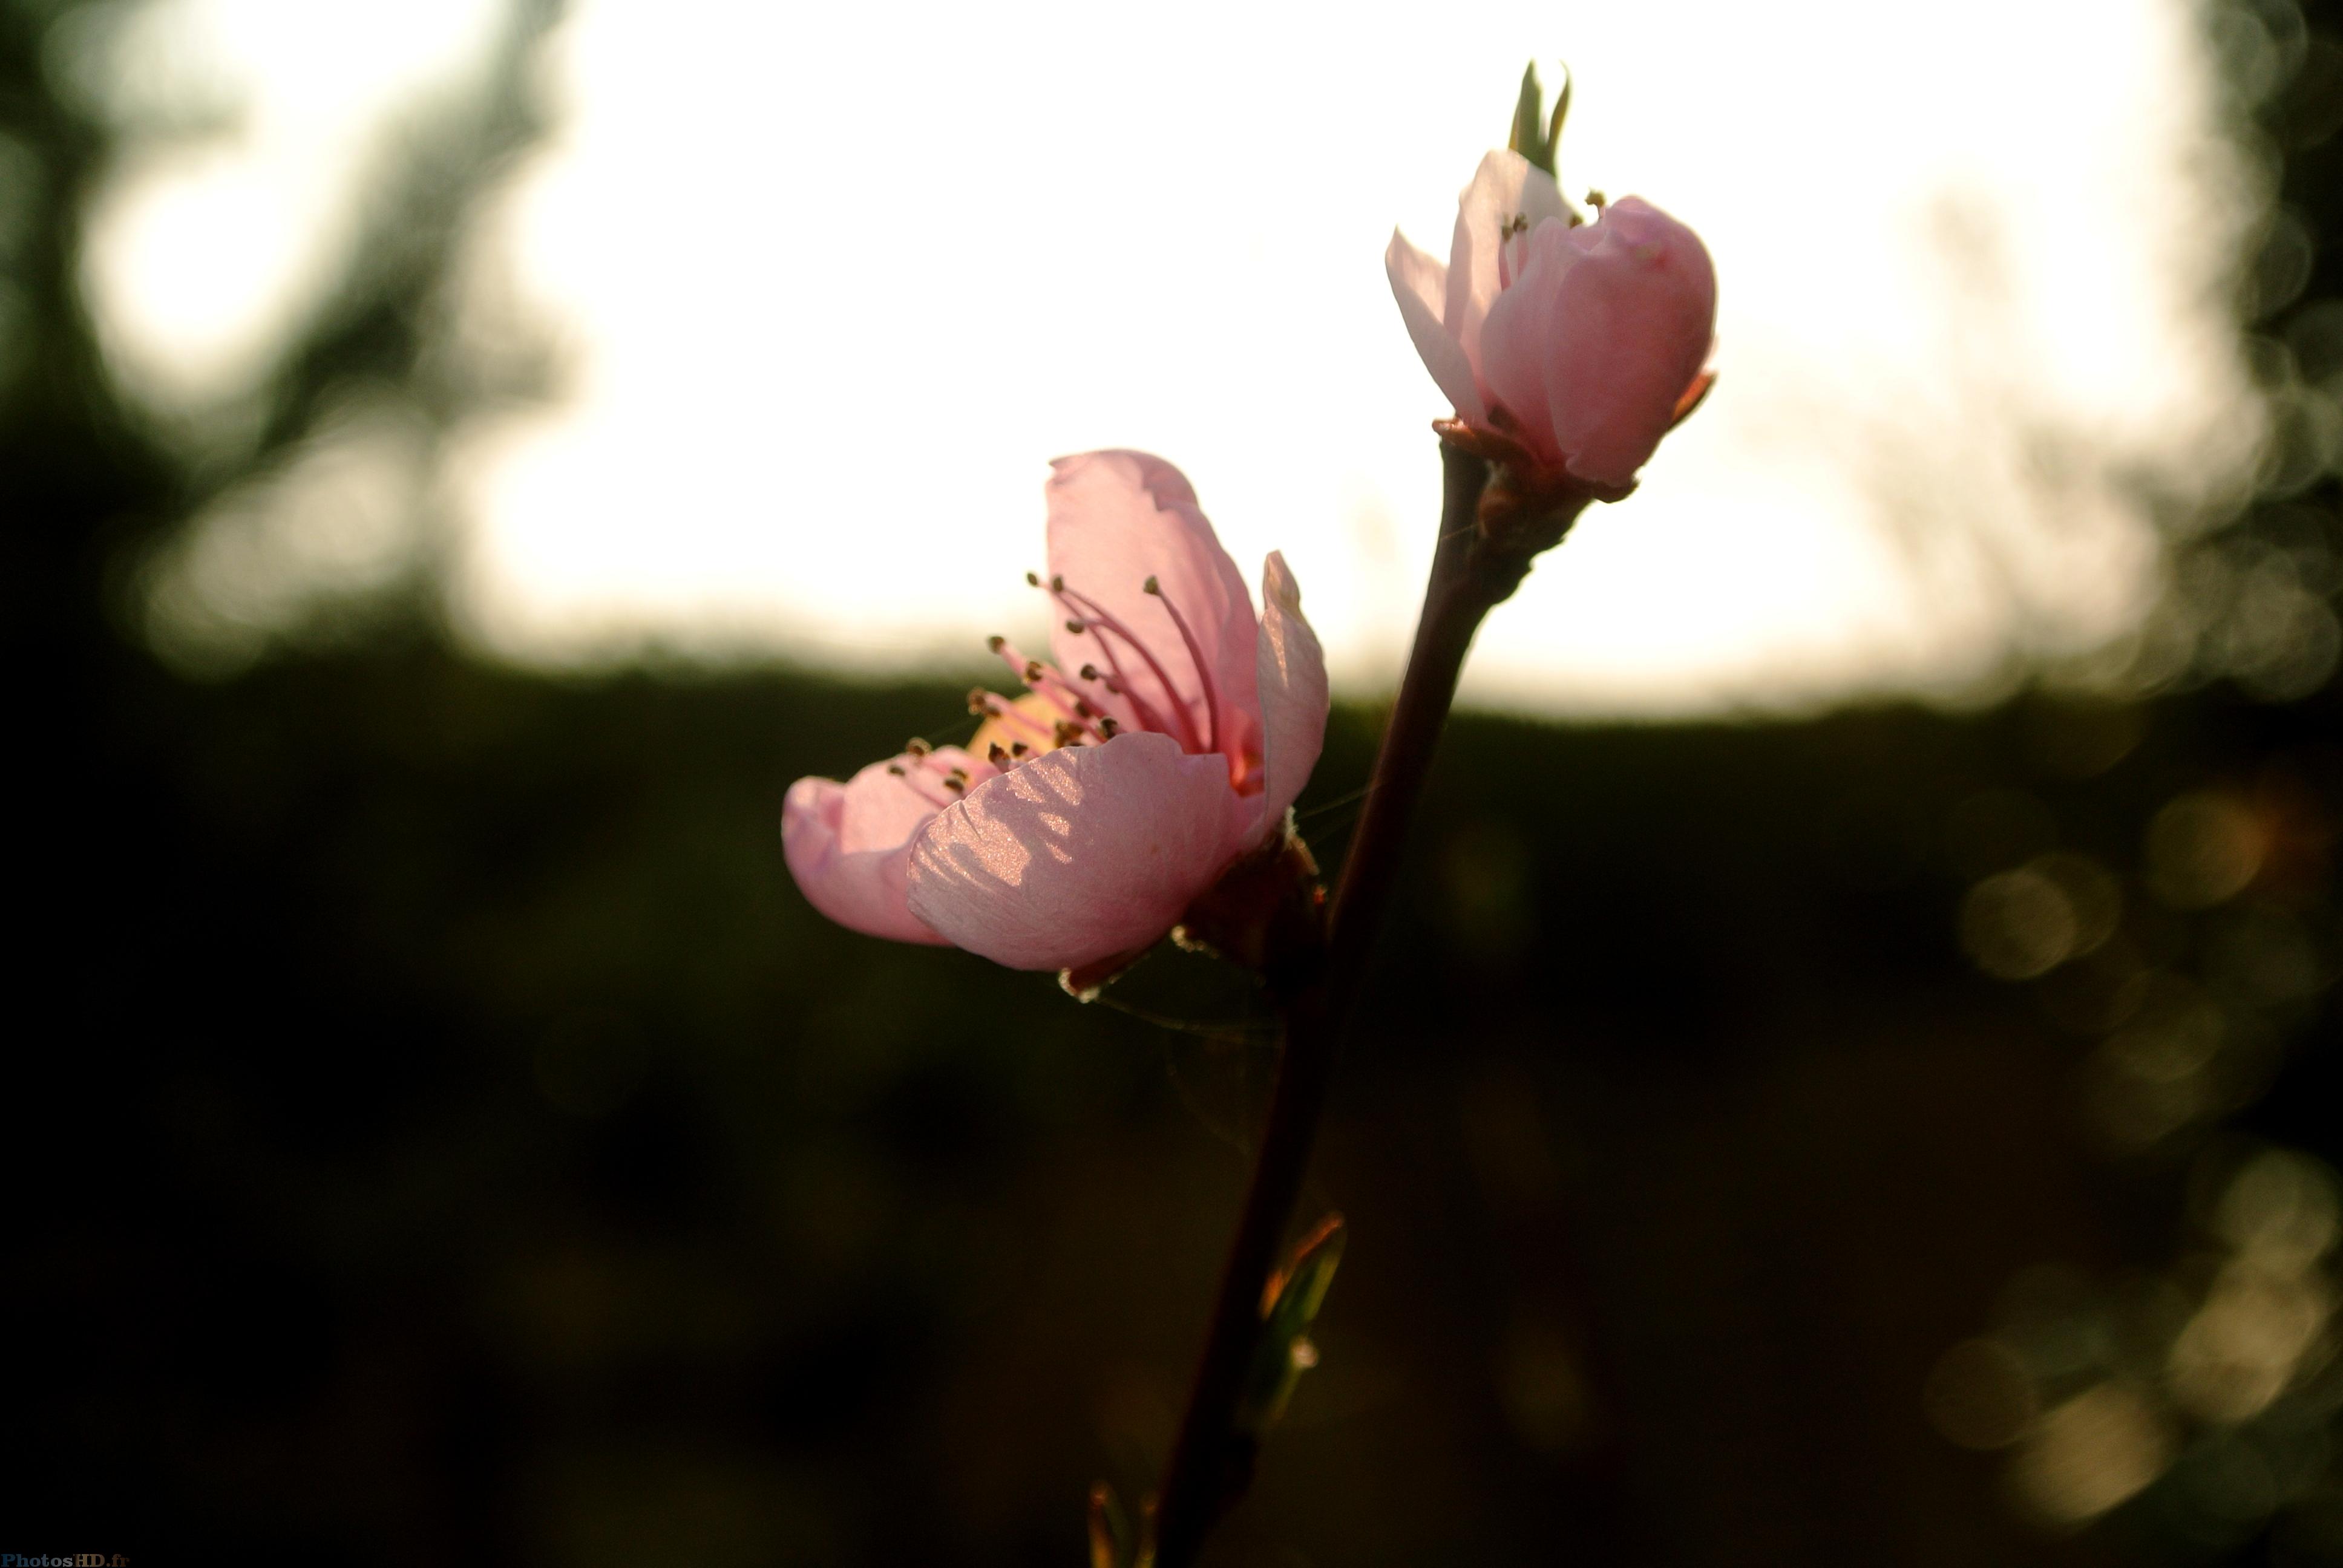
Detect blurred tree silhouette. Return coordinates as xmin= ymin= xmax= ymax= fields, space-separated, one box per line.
xmin=4 ymin=0 xmax=2341 ymax=1563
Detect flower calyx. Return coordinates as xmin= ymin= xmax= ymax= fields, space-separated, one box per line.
xmin=1432 ymin=413 xmax=1621 ymax=561
xmin=1170 ymin=815 xmax=1326 ymax=995
xmin=1434 ymin=359 xmax=1715 ymax=561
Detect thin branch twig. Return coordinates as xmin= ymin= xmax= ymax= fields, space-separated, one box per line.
xmin=1151 ymin=442 xmax=1570 ymax=1566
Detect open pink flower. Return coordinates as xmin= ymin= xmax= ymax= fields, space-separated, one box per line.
xmin=1386 ymin=149 xmax=1715 ymax=490
xmin=782 ymin=451 xmax=1328 ymax=978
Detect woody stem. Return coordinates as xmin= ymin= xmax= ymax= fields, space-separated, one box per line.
xmin=1152 ymin=442 xmax=1570 ymax=1566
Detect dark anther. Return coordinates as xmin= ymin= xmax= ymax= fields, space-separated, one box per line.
xmin=1050 ymin=574 xmax=1064 ymax=592
xmin=1142 ymin=575 xmax=1161 ymax=595
xmin=943 ymin=776 xmax=965 ymax=792
xmin=1074 ymin=700 xmax=1094 ymax=718
xmin=1025 ymin=570 xmax=1040 ymax=587
xmin=1080 ymin=664 xmax=1101 ymax=681
xmin=886 ymin=763 xmax=906 ymax=776
xmin=1097 ymin=717 xmax=1121 ymax=739
xmin=1065 ymin=619 xmax=1085 ymax=635
xmin=988 ymin=743 xmax=1011 ymax=765
xmin=905 ymin=738 xmax=931 ymax=757
xmin=1011 ymin=742 xmax=1030 ymax=757
xmin=987 ymin=634 xmax=1006 ymax=652
xmin=1023 ymin=660 xmax=1045 ymax=683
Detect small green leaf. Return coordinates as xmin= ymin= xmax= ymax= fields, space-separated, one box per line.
xmin=1088 ymin=1481 xmax=1133 ymax=1568
xmin=1547 ymin=64 xmax=1572 ymax=164
xmin=1508 ymin=62 xmax=1553 ymax=175
xmin=1236 ymin=1213 xmax=1345 ymax=1436
xmin=1506 ymin=60 xmax=1575 ymax=186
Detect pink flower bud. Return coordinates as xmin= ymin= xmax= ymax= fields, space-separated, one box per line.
xmin=1388 ymin=151 xmax=1715 ymax=490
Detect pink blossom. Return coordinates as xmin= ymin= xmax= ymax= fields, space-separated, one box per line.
xmin=782 ymin=451 xmax=1328 ymax=977
xmin=1387 ymin=150 xmax=1715 ymax=489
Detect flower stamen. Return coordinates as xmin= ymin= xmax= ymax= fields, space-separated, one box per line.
xmin=1052 ymin=583 xmax=1201 ymax=752
xmin=891 ymin=755 xmax=957 ymax=809
xmin=989 ymin=636 xmax=1108 ymax=742
xmin=1037 ymin=582 xmax=1166 ymax=736
xmin=1141 ymin=575 xmax=1224 ymax=755
xmin=1496 ymin=212 xmax=1531 ymax=290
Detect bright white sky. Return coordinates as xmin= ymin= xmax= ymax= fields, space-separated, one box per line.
xmin=77 ymin=0 xmax=2265 ymax=714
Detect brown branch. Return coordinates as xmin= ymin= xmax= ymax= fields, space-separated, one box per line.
xmin=1150 ymin=442 xmax=1578 ymax=1566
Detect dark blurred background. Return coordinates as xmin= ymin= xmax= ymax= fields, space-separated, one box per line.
xmin=10 ymin=0 xmax=2343 ymax=1562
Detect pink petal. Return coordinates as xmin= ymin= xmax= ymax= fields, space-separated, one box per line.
xmin=1599 ymin=195 xmax=1703 ymax=249
xmin=1254 ymin=550 xmax=1326 ymax=829
xmin=782 ymin=757 xmax=958 ymax=947
xmin=1385 ymin=229 xmax=1486 ymax=425
xmin=905 ymin=731 xmax=1243 ymax=972
xmin=1044 ymin=452 xmax=1261 ymax=780
xmin=1541 ymin=197 xmax=1717 ymax=486
xmin=1444 ymin=149 xmax=1570 ymax=372
xmin=1474 ymin=227 xmax=1574 ymax=468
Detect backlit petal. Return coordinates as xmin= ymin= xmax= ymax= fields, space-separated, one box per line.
xmin=906 ymin=731 xmax=1240 ymax=971
xmin=1386 ymin=229 xmax=1485 ymax=425
xmin=1444 ymin=149 xmax=1569 ymax=369
xmin=1044 ymin=452 xmax=1260 ymax=776
xmin=782 ymin=761 xmax=952 ymax=946
xmin=1254 ymin=551 xmax=1326 ymax=829
xmin=1541 ymin=197 xmax=1716 ymax=485
xmin=1475 ymin=229 xmax=1572 ymax=468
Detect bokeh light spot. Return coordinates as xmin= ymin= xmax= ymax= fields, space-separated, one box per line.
xmin=2146 ymin=791 xmax=2266 ymax=908
xmin=2217 ymin=1151 xmax=2342 ymax=1273
xmin=2010 ymin=1382 xmax=2174 ymax=1525
xmin=1962 ymin=867 xmax=2080 ymax=980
